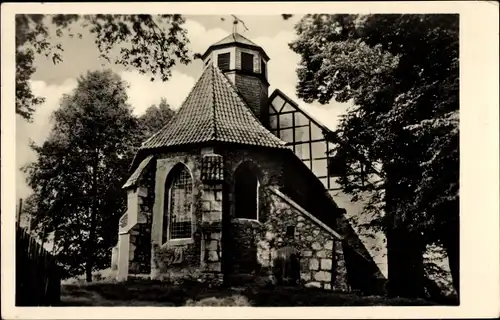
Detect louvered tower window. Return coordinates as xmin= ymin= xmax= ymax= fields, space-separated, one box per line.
xmin=241 ymin=52 xmax=254 ymax=72
xmin=217 ymin=53 xmax=230 ymax=71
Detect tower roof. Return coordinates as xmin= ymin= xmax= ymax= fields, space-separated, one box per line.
xmin=201 ymin=32 xmax=270 ymax=61
xmin=139 ymin=64 xmax=286 ymax=151
xmin=212 ymin=32 xmax=259 ymax=47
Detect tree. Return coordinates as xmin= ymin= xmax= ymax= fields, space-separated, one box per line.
xmin=138 ymin=98 xmax=176 ymax=140
xmin=289 ymin=14 xmax=458 ymax=298
xmin=16 ymin=14 xmax=191 ymax=122
xmin=23 ymin=69 xmax=140 ymax=281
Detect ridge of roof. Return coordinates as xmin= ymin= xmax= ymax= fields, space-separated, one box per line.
xmin=139 ymin=64 xmax=286 ymax=151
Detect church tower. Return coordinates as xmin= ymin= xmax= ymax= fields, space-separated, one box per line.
xmin=201 ymin=32 xmax=270 ymax=122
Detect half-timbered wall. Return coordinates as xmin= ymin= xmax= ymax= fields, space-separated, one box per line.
xmin=268 ymin=92 xmax=339 ymax=191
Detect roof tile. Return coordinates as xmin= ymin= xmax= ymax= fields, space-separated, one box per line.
xmin=140 ymin=65 xmax=286 ymax=151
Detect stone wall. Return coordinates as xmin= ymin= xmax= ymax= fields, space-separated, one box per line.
xmin=279 ymin=151 xmax=386 ymax=293
xmin=200 ymin=182 xmax=223 ymax=283
xmin=128 ymin=163 xmax=156 ymax=275
xmin=228 ymin=219 xmax=263 ymax=276
xmin=262 ymin=188 xmax=349 ymax=291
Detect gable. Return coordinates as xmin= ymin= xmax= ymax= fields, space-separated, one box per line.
xmin=267 ymin=90 xmax=341 ymax=191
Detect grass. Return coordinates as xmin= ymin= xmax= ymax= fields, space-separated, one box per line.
xmin=60 ymin=278 xmax=444 ymax=307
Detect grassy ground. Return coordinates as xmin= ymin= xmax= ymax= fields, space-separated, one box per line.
xmin=60 ymin=278 xmax=443 ymax=307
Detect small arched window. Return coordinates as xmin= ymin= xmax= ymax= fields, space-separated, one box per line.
xmin=163 ymin=164 xmax=193 ymax=243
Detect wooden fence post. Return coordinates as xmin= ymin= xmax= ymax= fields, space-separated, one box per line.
xmin=16 ymin=198 xmax=23 ymax=227
xmin=16 ymin=225 xmax=61 ymax=306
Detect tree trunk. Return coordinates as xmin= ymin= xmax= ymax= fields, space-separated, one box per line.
xmin=384 ymin=161 xmax=426 ymax=299
xmin=386 ymin=227 xmax=426 ymax=298
xmin=85 ymin=151 xmax=99 ymax=283
xmin=442 ymin=222 xmax=459 ymax=298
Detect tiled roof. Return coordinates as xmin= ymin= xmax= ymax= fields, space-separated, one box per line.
xmin=140 ymin=64 xmax=286 ymax=151
xmin=122 ymin=155 xmax=154 ymax=189
xmin=212 ymin=32 xmax=260 ymax=47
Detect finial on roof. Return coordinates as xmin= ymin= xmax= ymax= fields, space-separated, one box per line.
xmin=231 ymin=15 xmax=249 ymax=34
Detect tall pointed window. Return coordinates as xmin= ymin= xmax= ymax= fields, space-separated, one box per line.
xmin=163 ymin=164 xmax=193 ymax=243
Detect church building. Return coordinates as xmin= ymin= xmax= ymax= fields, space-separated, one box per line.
xmin=113 ymin=33 xmax=385 ymax=293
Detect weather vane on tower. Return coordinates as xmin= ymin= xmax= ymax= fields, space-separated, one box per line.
xmin=221 ymin=15 xmax=249 ymax=33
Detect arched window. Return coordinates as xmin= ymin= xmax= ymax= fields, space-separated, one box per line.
xmin=234 ymin=162 xmax=260 ymax=220
xmin=163 ymin=164 xmax=193 ymax=243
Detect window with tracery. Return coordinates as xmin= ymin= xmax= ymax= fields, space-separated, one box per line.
xmin=163 ymin=164 xmax=193 ymax=242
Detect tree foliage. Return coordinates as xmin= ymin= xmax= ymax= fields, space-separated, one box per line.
xmin=16 ymin=14 xmax=191 ymax=121
xmin=289 ymin=14 xmax=459 ymax=297
xmin=23 ymin=70 xmax=140 ymax=279
xmin=138 ymin=97 xmax=176 ymax=140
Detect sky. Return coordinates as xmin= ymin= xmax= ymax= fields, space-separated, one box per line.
xmin=16 ymin=14 xmax=351 ymax=200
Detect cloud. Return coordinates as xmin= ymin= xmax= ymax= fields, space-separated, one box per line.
xmin=16 ymin=78 xmax=78 ymax=200
xmin=120 ymin=70 xmax=195 ymax=114
xmin=184 ymin=19 xmax=228 ymax=55
xmin=116 ymin=18 xmax=230 ymax=115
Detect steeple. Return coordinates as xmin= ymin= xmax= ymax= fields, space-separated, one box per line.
xmin=201 ymin=32 xmax=270 ymax=121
